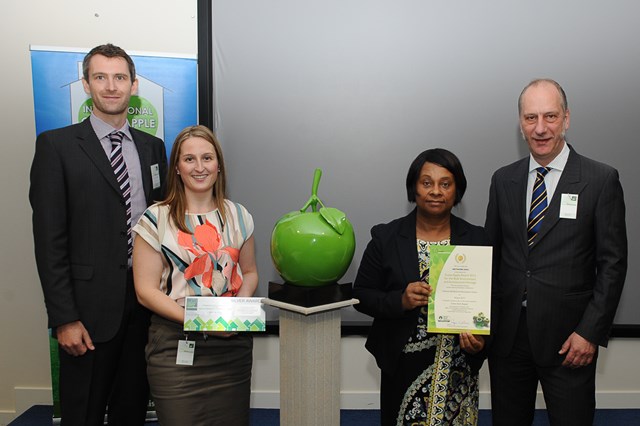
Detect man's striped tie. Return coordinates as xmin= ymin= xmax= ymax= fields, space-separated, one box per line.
xmin=527 ymin=167 xmax=550 ymax=246
xmin=109 ymin=131 xmax=133 ymax=256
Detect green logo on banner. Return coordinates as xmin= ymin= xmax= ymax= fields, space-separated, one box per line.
xmin=77 ymin=95 xmax=159 ymax=136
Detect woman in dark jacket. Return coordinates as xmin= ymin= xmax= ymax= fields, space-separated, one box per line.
xmin=353 ymin=148 xmax=490 ymax=426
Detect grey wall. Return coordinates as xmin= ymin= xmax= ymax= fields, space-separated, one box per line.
xmin=210 ymin=0 xmax=639 ymax=325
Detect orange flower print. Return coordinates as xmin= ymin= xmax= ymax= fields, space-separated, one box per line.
xmin=178 ymin=220 xmax=243 ymax=296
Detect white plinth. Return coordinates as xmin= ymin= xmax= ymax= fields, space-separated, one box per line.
xmin=263 ymin=298 xmax=359 ymax=426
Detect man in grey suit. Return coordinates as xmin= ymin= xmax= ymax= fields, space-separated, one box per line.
xmin=30 ymin=44 xmax=167 ymax=425
xmin=485 ymin=79 xmax=627 ymax=425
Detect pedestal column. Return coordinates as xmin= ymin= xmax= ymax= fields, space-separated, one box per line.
xmin=264 ymin=284 xmax=358 ymax=426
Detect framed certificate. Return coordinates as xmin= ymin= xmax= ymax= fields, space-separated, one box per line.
xmin=427 ymin=245 xmax=492 ymax=334
xmin=184 ymin=296 xmax=266 ymax=332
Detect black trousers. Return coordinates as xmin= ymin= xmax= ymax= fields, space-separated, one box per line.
xmin=489 ymin=308 xmax=596 ymax=426
xmin=58 ymin=270 xmax=150 ymax=426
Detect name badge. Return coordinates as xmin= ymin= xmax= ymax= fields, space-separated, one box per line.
xmin=176 ymin=339 xmax=195 ymax=365
xmin=151 ymin=164 xmax=161 ymax=189
xmin=559 ymin=193 xmax=578 ymax=219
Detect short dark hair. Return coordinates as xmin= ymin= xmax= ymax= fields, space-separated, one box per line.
xmin=82 ymin=43 xmax=136 ymax=81
xmin=405 ymin=148 xmax=467 ymax=205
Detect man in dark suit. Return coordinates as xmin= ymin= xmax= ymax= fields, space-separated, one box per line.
xmin=485 ymin=79 xmax=627 ymax=425
xmin=30 ymin=44 xmax=167 ymax=425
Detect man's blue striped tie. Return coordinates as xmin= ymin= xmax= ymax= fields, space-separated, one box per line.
xmin=109 ymin=131 xmax=133 ymax=257
xmin=527 ymin=167 xmax=550 ymax=246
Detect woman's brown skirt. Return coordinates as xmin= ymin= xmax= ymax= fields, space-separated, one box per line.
xmin=146 ymin=315 xmax=253 ymax=426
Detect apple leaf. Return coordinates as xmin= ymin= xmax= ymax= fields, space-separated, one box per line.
xmin=319 ymin=207 xmax=348 ymax=235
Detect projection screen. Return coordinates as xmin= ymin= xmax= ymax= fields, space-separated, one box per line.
xmin=200 ymin=0 xmax=640 ymax=332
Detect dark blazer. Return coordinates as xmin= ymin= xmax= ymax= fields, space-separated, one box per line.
xmin=30 ymin=118 xmax=167 ymax=343
xmin=485 ymin=145 xmax=627 ymax=366
xmin=353 ymin=209 xmax=491 ymax=375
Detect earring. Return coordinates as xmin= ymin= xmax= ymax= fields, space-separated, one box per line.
xmin=176 ymin=170 xmax=180 ymax=175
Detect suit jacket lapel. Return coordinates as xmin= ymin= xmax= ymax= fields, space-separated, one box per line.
xmin=506 ymin=158 xmax=530 ymax=256
xmin=533 ymin=146 xmax=586 ymax=246
xmin=76 ymin=119 xmax=122 ymax=196
xmin=396 ymin=209 xmax=421 ymax=284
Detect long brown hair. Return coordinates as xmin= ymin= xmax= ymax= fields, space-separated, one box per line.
xmin=160 ymin=125 xmax=227 ymax=233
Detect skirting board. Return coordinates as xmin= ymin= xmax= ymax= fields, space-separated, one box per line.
xmin=0 ymin=387 xmax=52 ymax=425
xmin=330 ymin=391 xmax=640 ymax=410
xmin=247 ymin=389 xmax=640 ymax=410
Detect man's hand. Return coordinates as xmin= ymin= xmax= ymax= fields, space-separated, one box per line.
xmin=559 ymin=332 xmax=596 ymax=368
xmin=56 ymin=321 xmax=95 ymax=356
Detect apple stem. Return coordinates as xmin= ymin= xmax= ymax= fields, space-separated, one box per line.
xmin=300 ymin=168 xmax=325 ymax=213
xmin=311 ymin=168 xmax=322 ymax=197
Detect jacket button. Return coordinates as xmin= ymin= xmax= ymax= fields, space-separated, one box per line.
xmin=525 ymin=271 xmax=531 ymax=277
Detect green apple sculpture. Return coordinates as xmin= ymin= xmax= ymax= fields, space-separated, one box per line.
xmin=271 ymin=169 xmax=356 ymax=287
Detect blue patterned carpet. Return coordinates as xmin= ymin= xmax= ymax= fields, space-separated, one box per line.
xmin=251 ymin=408 xmax=640 ymax=425
xmin=9 ymin=406 xmax=640 ymax=425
